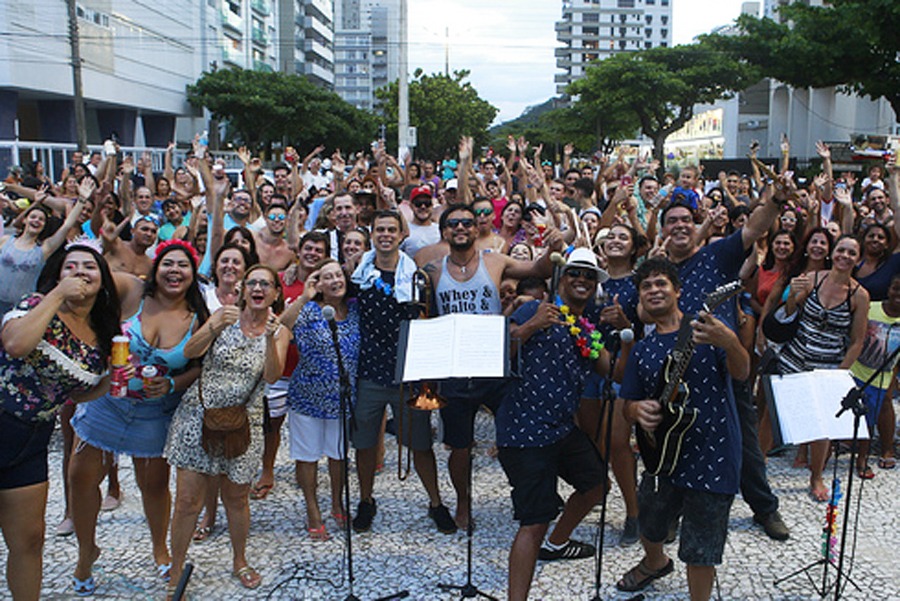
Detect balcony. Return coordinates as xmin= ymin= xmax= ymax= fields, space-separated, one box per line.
xmin=222 ymin=46 xmax=243 ymax=66
xmin=253 ymin=59 xmax=274 ymax=73
xmin=220 ymin=9 xmax=242 ymax=32
xmin=252 ymin=27 xmax=268 ymax=46
xmin=250 ymin=0 xmax=270 ymax=17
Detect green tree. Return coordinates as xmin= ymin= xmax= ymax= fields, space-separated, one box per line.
xmin=703 ymin=0 xmax=900 ymax=117
xmin=187 ymin=68 xmax=378 ymax=153
xmin=569 ymin=42 xmax=759 ymax=170
xmin=375 ymin=69 xmax=498 ymax=159
xmin=489 ymin=97 xmax=639 ymax=159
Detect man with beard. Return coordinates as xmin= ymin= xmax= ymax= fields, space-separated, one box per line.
xmin=253 ymin=199 xmax=296 ymax=271
xmin=400 ymin=186 xmax=440 ymax=259
xmin=418 ymin=203 xmax=564 ymax=530
xmin=223 ymin=189 xmax=254 ymax=232
xmin=323 ymin=192 xmax=360 ymax=261
xmin=498 ymin=248 xmax=610 ymax=601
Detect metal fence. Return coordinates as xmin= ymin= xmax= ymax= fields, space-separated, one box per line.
xmin=0 ymin=140 xmax=243 ymax=182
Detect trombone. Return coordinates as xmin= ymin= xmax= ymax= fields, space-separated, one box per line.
xmin=396 ymin=268 xmax=446 ymax=481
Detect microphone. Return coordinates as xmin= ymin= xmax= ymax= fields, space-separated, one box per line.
xmin=619 ymin=327 xmax=634 ymax=344
xmin=549 ymin=251 xmax=567 ymax=296
xmin=322 ymin=304 xmax=338 ymax=338
xmin=549 ymin=251 xmax=567 ymax=267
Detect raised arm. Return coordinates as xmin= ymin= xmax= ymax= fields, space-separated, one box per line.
xmin=42 ymin=196 xmax=88 ymax=258
xmin=163 ymin=142 xmax=175 ymax=183
xmin=141 ymin=152 xmax=156 ymax=197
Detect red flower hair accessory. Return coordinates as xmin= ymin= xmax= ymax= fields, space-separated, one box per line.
xmin=155 ymin=239 xmax=201 ymax=267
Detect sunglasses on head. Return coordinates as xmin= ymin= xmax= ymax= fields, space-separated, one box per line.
xmin=136 ymin=214 xmax=160 ymax=226
xmin=445 ymin=218 xmax=475 ymax=229
xmin=565 ymin=267 xmax=598 ymax=281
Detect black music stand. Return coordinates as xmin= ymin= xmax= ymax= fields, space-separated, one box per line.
xmin=396 ymin=314 xmax=511 ymax=601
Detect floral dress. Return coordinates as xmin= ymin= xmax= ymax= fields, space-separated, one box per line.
xmin=164 ymin=321 xmax=267 ymax=484
xmin=0 ymin=294 xmax=105 ymax=423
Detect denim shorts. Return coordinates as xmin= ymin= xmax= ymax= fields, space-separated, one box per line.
xmin=71 ymin=392 xmax=182 ymax=458
xmin=351 ymin=380 xmax=432 ymax=451
xmin=638 ymin=474 xmax=734 ymax=565
xmin=0 ymin=411 xmax=55 ymax=490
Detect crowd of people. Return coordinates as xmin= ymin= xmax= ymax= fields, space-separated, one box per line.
xmin=0 ymin=132 xmax=898 ymax=600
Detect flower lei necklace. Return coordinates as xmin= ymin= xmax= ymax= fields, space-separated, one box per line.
xmin=558 ymin=300 xmax=604 ymax=359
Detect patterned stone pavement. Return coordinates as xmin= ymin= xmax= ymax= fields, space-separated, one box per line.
xmin=3 ymin=400 xmax=898 ymax=600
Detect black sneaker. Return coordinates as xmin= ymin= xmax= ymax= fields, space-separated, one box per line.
xmin=538 ymin=538 xmax=595 ymax=561
xmin=619 ymin=516 xmax=639 ymax=546
xmin=352 ymin=498 xmax=377 ymax=533
xmin=428 ymin=503 xmax=458 ymax=534
xmin=754 ymin=510 xmax=790 ymax=541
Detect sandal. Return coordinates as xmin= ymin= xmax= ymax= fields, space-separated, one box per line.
xmin=73 ymin=575 xmax=97 ymax=597
xmin=858 ymin=466 xmax=875 ymax=480
xmin=192 ymin=525 xmax=212 ymax=542
xmin=234 ymin=565 xmax=262 ymax=589
xmin=308 ymin=524 xmax=331 ymax=542
xmin=616 ymin=558 xmax=674 ymax=592
xmin=250 ymin=483 xmax=273 ymax=500
xmin=331 ymin=510 xmax=348 ymax=528
xmin=878 ymin=457 xmax=896 ymax=470
xmin=157 ymin=562 xmax=172 ymax=582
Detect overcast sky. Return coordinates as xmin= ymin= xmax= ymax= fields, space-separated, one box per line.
xmin=407 ymin=0 xmax=755 ymax=124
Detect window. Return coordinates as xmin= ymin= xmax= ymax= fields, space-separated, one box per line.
xmin=617 ymin=0 xmax=635 ymax=6
xmin=645 ymin=28 xmax=652 ymax=38
xmin=661 ymin=28 xmax=668 ymax=38
xmin=645 ymin=41 xmax=652 ymax=49
xmin=583 ymin=13 xmax=600 ymax=23
xmin=645 ymin=15 xmax=653 ymax=24
xmin=584 ymin=26 xmax=599 ymax=35
xmin=660 ymin=41 xmax=668 ymax=47
xmin=661 ymin=16 xmax=669 ymax=25
xmin=619 ymin=40 xmax=626 ymax=49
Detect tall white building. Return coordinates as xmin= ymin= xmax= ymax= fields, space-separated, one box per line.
xmin=333 ymin=0 xmax=400 ymax=111
xmin=554 ymin=0 xmax=672 ymax=94
xmin=276 ymin=0 xmax=334 ymax=88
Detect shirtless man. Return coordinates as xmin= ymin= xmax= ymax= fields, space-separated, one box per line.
xmin=102 ymin=214 xmax=158 ymax=277
xmin=253 ymin=200 xmax=296 ymax=271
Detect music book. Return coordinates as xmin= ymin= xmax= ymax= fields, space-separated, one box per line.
xmin=396 ymin=314 xmax=509 ymax=382
xmin=765 ymin=369 xmax=869 ymax=445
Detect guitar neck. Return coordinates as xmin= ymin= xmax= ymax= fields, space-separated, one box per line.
xmin=658 ymin=314 xmax=696 ymax=403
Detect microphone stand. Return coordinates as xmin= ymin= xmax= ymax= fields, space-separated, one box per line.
xmin=324 ymin=305 xmax=408 ymax=601
xmin=589 ymin=328 xmax=631 ymax=601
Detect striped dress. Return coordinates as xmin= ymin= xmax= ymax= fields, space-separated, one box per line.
xmin=779 ymin=274 xmax=856 ymax=374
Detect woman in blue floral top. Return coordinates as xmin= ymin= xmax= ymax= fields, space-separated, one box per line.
xmin=286 ymin=258 xmax=360 ymax=541
xmin=0 ymin=243 xmax=120 ymax=601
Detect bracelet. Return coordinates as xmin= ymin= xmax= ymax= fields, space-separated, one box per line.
xmin=165 ymin=375 xmax=175 ymax=394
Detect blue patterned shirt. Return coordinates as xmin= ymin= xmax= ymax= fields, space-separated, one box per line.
xmin=496 ymin=300 xmax=596 ymax=448
xmin=288 ymin=300 xmax=360 ymax=418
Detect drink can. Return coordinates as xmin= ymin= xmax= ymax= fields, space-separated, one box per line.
xmin=110 ymin=367 xmax=128 ymax=398
xmin=111 ymin=335 xmax=129 ymax=367
xmin=141 ymin=365 xmax=158 ymax=389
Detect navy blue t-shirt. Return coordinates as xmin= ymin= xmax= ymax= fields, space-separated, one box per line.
xmin=496 ymin=300 xmax=596 ymax=448
xmin=357 ymin=271 xmax=420 ymax=387
xmin=620 ymin=330 xmax=742 ymax=495
xmin=855 ymin=253 xmax=900 ymax=302
xmin=673 ymin=231 xmax=748 ymax=329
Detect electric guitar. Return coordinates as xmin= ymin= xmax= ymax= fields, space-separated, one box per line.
xmin=637 ymin=281 xmax=743 ymax=476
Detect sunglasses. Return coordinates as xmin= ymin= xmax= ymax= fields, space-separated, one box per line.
xmin=474 ymin=208 xmax=493 ymax=216
xmin=445 ymin=218 xmax=475 ymax=229
xmin=245 ymin=279 xmax=274 ymax=290
xmin=565 ymin=268 xmax=598 ymax=281
xmin=267 ymin=213 xmax=286 ymax=221
xmin=136 ymin=214 xmax=160 ymax=226
xmin=412 ymin=200 xmax=432 ymax=209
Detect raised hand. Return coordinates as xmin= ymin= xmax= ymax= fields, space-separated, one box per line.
xmin=815 ymin=140 xmax=831 ymax=160
xmin=78 ymin=177 xmax=97 ymax=201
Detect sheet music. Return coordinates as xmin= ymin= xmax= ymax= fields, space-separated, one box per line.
xmin=768 ymin=369 xmax=869 ymax=444
xmin=399 ymin=314 xmax=507 ymax=381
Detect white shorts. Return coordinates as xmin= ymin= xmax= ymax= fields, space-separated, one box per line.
xmin=265 ymin=378 xmax=290 ymax=419
xmin=289 ymin=411 xmax=347 ymax=462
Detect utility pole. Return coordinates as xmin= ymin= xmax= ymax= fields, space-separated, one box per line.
xmin=398 ymin=0 xmax=409 ymax=159
xmin=444 ymin=26 xmax=449 ymax=76
xmin=66 ymin=0 xmax=88 ymax=151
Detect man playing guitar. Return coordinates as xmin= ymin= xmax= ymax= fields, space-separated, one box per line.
xmin=617 ymin=258 xmax=749 ymax=600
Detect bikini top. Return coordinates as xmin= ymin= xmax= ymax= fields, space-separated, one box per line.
xmin=123 ymin=299 xmax=197 ymax=396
